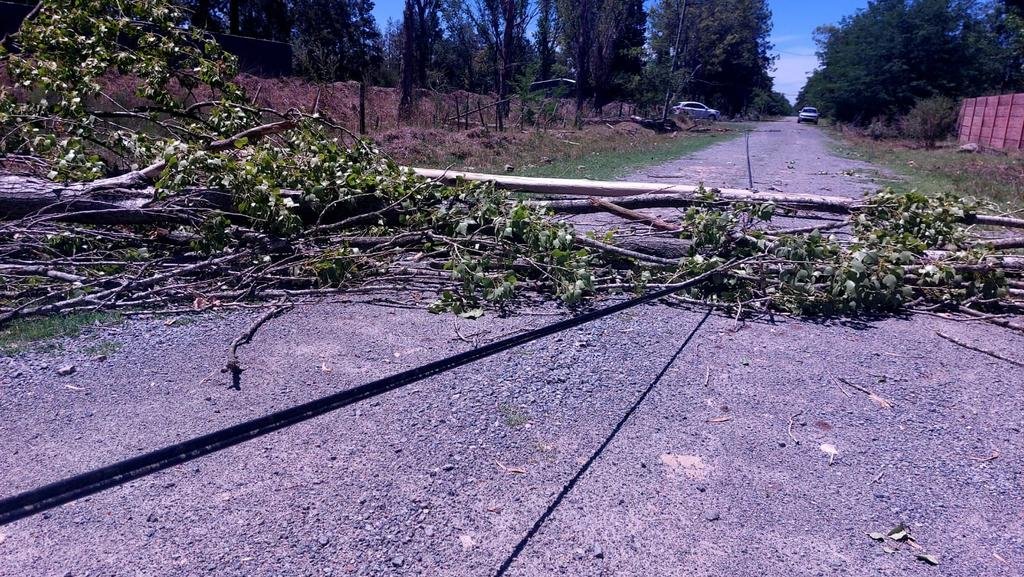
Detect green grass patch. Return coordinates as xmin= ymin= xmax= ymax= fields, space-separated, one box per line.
xmin=0 ymin=312 xmax=123 ymax=356
xmin=498 ymin=403 xmax=530 ymax=428
xmin=82 ymin=339 xmax=122 ymax=358
xmin=516 ymin=127 xmax=746 ymax=181
xmin=834 ymin=134 xmax=1024 ymax=209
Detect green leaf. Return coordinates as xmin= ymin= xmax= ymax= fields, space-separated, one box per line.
xmin=233 ymin=136 xmax=249 ymax=148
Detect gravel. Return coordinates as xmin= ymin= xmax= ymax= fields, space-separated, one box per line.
xmin=1 ymin=121 xmax=1022 ymax=576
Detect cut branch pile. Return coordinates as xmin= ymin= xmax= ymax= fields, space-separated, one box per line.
xmin=1 ymin=1 xmax=1023 ymax=333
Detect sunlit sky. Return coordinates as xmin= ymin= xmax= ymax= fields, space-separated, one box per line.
xmin=370 ymin=0 xmax=871 ymax=103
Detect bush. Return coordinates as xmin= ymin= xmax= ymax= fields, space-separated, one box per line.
xmin=865 ymin=117 xmax=900 ymax=140
xmin=900 ymin=96 xmax=958 ymax=147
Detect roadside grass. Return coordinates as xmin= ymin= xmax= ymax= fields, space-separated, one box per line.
xmin=0 ymin=312 xmax=123 ymax=356
xmin=833 ymin=132 xmax=1024 ymax=210
xmin=510 ymin=126 xmax=745 ymax=181
xmin=381 ymin=122 xmax=745 ymax=182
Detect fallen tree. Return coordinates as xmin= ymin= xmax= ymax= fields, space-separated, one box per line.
xmin=1 ymin=1 xmax=1022 ymax=332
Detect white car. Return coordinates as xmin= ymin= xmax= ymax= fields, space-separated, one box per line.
xmin=797 ymin=107 xmax=820 ymax=124
xmin=671 ymin=101 xmax=721 ymax=121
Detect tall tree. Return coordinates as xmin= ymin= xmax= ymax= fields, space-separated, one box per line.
xmin=801 ymin=0 xmax=1015 ymax=123
xmin=535 ymin=0 xmax=557 ymax=80
xmin=592 ymin=0 xmax=646 ymax=109
xmin=646 ymin=0 xmax=774 ymax=115
xmin=462 ymin=0 xmax=534 ymax=128
xmin=292 ymin=0 xmax=381 ymax=81
xmin=557 ymin=0 xmax=597 ymax=123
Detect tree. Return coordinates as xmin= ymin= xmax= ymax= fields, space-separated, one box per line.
xmin=292 ymin=0 xmax=381 ymax=82
xmin=179 ymin=0 xmax=290 ymax=40
xmin=535 ymin=0 xmax=557 ymax=80
xmin=646 ymin=0 xmax=774 ymax=116
xmin=800 ymin=0 xmax=1019 ymax=123
xmin=557 ymin=0 xmax=597 ymax=124
xmin=460 ymin=0 xmax=534 ymax=128
xmin=592 ymin=0 xmax=647 ymax=109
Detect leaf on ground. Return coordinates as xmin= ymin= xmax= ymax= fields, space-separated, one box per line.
xmin=458 ymin=308 xmax=484 ymax=319
xmin=868 ymin=532 xmax=887 ymax=541
xmin=916 ymin=553 xmax=940 ymax=566
xmin=887 ymin=525 xmax=909 ymax=541
xmin=882 ymin=546 xmax=898 ymax=554
xmin=820 ymin=443 xmax=838 ymax=465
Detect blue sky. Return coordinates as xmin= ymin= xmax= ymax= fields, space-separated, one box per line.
xmin=370 ymin=0 xmax=869 ymax=102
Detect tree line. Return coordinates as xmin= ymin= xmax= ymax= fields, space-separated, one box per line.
xmin=799 ymin=0 xmax=1024 ymax=124
xmin=168 ymin=0 xmax=789 ymax=120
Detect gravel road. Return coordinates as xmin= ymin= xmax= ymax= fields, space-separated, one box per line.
xmin=623 ymin=118 xmax=893 ymax=197
xmin=2 ymin=121 xmax=1022 ymax=577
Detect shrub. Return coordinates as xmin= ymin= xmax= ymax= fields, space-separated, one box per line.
xmin=900 ymin=96 xmax=958 ymax=147
xmin=866 ymin=117 xmax=900 ymax=140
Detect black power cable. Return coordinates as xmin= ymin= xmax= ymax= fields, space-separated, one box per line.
xmin=492 ymin=310 xmax=711 ymax=576
xmin=0 ymin=263 xmax=733 ymax=526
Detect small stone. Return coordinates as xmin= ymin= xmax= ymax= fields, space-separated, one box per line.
xmin=56 ymin=365 xmax=76 ymax=376
xmin=704 ymin=510 xmax=721 ymax=522
xmin=592 ymin=545 xmax=604 ymax=559
xmin=958 ymin=142 xmax=980 ymax=153
xmin=441 ymin=464 xmax=455 ymax=471
xmin=92 ymin=355 xmax=107 ymax=363
xmin=504 ymin=164 xmax=515 ymax=173
xmin=391 ymin=556 xmax=404 ymax=567
xmin=318 ymin=535 xmax=331 ymax=546
xmin=146 ymin=512 xmax=159 ymax=523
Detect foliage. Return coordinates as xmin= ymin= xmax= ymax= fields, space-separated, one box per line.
xmin=900 ymin=96 xmax=959 ymax=147
xmin=0 ymin=312 xmax=123 ymax=355
xmin=0 ymin=0 xmax=1019 ymax=328
xmin=291 ymin=0 xmax=381 ymax=81
xmin=749 ymin=89 xmax=796 ymax=117
xmin=646 ymin=0 xmax=775 ymax=115
xmin=799 ymin=0 xmax=1022 ymax=124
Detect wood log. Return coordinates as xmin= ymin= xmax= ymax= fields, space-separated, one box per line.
xmin=411 ymin=168 xmax=858 ymax=213
xmin=411 ymin=168 xmax=1024 ymax=230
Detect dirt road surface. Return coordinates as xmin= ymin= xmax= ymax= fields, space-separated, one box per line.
xmin=2 ymin=122 xmax=1022 ymax=577
xmin=623 ymin=118 xmax=892 ymax=197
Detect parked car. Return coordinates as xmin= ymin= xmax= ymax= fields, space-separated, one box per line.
xmin=797 ymin=107 xmax=820 ymax=124
xmin=671 ymin=101 xmax=721 ymax=121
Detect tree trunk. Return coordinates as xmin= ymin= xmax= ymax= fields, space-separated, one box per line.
xmin=229 ymin=0 xmax=240 ymax=35
xmin=398 ymin=1 xmax=416 ymax=121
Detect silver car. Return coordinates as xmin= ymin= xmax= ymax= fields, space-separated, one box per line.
xmin=797 ymin=107 xmax=819 ymax=124
xmin=671 ymin=101 xmax=721 ymax=121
